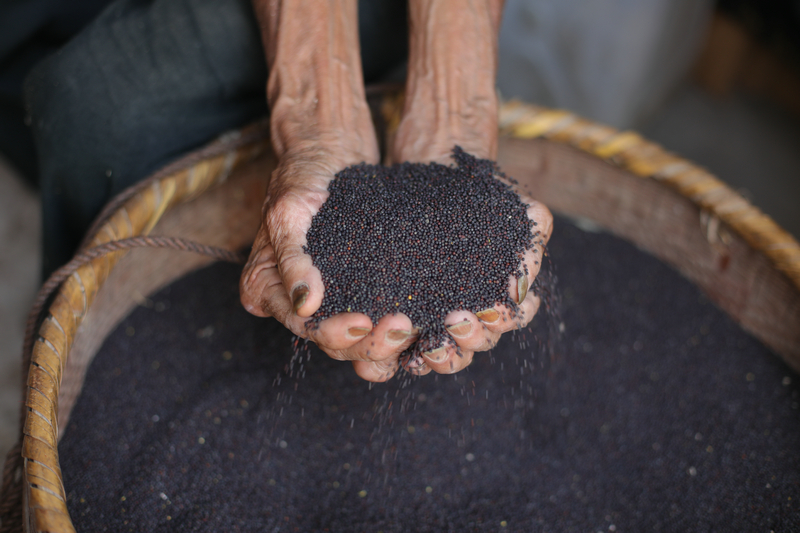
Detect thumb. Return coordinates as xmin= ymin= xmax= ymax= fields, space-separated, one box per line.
xmin=267 ymin=191 xmax=325 ymax=318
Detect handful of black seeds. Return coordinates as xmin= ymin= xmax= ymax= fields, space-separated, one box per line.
xmin=304 ymin=147 xmax=536 ymax=357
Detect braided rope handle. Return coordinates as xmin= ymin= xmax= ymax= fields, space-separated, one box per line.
xmin=0 ymin=236 xmax=246 ymax=532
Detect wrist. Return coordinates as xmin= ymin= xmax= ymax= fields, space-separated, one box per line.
xmin=255 ymin=0 xmax=379 ymax=164
xmin=269 ymin=98 xmax=378 ymax=167
xmin=394 ymin=0 xmax=503 ymax=163
xmin=398 ymin=83 xmax=499 ymax=163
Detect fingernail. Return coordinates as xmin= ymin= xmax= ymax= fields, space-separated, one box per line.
xmin=446 ymin=319 xmax=473 ymax=338
xmin=476 ymin=308 xmax=500 ymax=323
xmin=347 ymin=327 xmax=371 ymax=339
xmin=386 ymin=329 xmax=410 ymax=343
xmin=291 ymin=283 xmax=309 ymax=313
xmin=516 ymin=275 xmax=529 ymax=304
xmin=423 ymin=346 xmax=447 ymax=363
xmin=410 ymin=327 xmax=421 ymax=338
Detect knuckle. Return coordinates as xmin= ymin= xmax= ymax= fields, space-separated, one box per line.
xmin=480 ymin=335 xmax=499 ymax=351
xmin=322 ymin=347 xmax=349 ymax=361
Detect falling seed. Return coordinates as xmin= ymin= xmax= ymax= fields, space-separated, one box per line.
xmin=196 ymin=325 xmax=214 ymax=339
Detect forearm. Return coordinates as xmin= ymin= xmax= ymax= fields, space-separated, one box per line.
xmin=396 ymin=0 xmax=504 ymax=162
xmin=251 ymin=0 xmax=378 ymax=163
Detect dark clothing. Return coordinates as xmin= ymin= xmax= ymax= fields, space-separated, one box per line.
xmin=0 ymin=0 xmax=114 ymax=182
xmin=21 ymin=0 xmax=407 ymax=277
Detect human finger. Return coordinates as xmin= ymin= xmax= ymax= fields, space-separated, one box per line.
xmin=444 ymin=310 xmax=501 ymax=353
xmin=335 ymin=313 xmax=417 ymax=362
xmin=475 ymin=293 xmax=542 ymax=336
xmin=240 ymin=232 xmax=279 ymax=319
xmin=522 ymin=198 xmax=554 ymax=281
xmin=240 ymin=236 xmax=319 ymax=338
xmin=352 ymin=357 xmax=403 ymax=382
xmin=421 ymin=342 xmax=475 ymax=375
xmin=265 ymin=190 xmax=327 ymax=318
xmin=305 ymin=312 xmax=375 ymax=355
xmin=402 ymin=354 xmax=433 ymax=377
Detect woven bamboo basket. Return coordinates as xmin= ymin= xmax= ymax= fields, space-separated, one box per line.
xmin=3 ymin=94 xmax=800 ymax=532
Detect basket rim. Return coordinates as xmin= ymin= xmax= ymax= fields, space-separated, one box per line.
xmin=497 ymin=100 xmax=800 ymax=293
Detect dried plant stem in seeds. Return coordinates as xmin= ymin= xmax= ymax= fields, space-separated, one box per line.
xmin=304 ymin=147 xmax=538 ymax=362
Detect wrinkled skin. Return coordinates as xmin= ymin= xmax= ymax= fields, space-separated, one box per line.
xmin=241 ymin=0 xmax=554 ymax=382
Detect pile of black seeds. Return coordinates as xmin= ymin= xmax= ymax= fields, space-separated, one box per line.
xmin=304 ymin=147 xmax=538 ymax=354
xmin=59 ymin=217 xmax=800 ymax=532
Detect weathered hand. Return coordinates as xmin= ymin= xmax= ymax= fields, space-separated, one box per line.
xmin=240 ymin=143 xmax=422 ymax=382
xmin=394 ymin=112 xmax=554 ymax=376
xmin=243 ymin=0 xmax=423 ymax=381
xmin=405 ymin=194 xmax=553 ymax=376
xmin=389 ymin=0 xmax=554 ymax=376
xmin=244 ymin=0 xmax=552 ymax=382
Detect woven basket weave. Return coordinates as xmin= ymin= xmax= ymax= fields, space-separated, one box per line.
xmin=4 ymin=96 xmax=800 ymax=532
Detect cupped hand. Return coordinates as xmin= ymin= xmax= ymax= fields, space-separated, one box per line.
xmin=406 ymin=196 xmax=553 ymax=377
xmin=384 ymin=0 xmax=554 ymax=377
xmin=245 ymin=0 xmax=425 ymax=381
xmin=395 ymin=145 xmax=554 ymax=377
xmin=392 ymin=49 xmax=553 ymax=375
xmin=243 ymin=0 xmax=550 ymax=383
xmin=239 ymin=136 xmax=553 ymax=383
xmin=240 ymin=142 xmax=423 ymax=382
